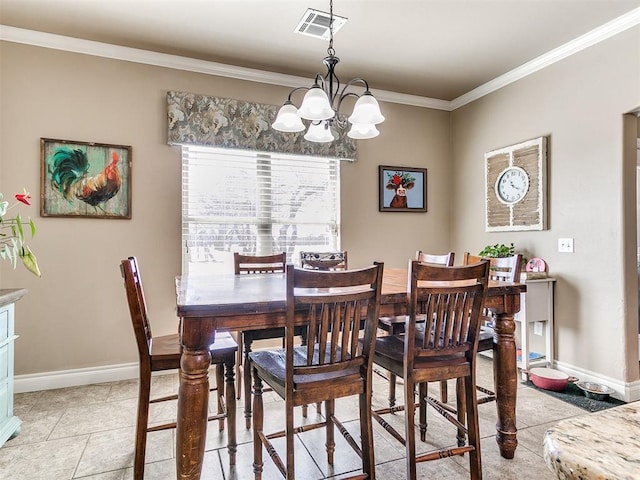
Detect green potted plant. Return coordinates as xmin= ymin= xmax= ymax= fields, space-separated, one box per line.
xmin=478 ymin=243 xmax=516 ymax=258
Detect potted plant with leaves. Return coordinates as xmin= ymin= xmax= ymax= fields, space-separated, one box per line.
xmin=478 ymin=243 xmax=516 ymax=258
xmin=0 ymin=189 xmax=41 ymax=276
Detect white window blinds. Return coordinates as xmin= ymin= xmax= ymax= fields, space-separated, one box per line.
xmin=182 ymin=146 xmax=341 ymax=275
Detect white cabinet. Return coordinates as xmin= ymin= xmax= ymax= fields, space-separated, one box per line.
xmin=515 ymin=278 xmax=555 ymax=380
xmin=0 ymin=289 xmax=27 ymax=447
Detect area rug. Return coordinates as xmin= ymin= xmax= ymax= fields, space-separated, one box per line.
xmin=522 ymin=380 xmax=625 ymax=412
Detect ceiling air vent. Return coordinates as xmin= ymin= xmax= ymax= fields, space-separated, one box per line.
xmin=294 ymin=8 xmax=347 ymax=40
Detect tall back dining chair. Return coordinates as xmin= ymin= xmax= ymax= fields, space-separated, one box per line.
xmin=300 ymin=251 xmax=348 ymax=270
xmin=250 ymin=262 xmax=384 ymax=480
xmin=234 ymin=252 xmax=287 ymax=275
xmin=120 ymin=256 xmax=237 ymax=479
xmin=377 ymin=250 xmax=455 ymax=407
xmin=457 ymin=252 xmax=522 ymax=405
xmin=233 ymin=252 xmax=290 ymax=429
xmin=415 ymin=250 xmax=455 ymax=265
xmin=371 ymin=260 xmax=489 ymax=480
xmin=463 ymin=252 xmax=522 ymax=283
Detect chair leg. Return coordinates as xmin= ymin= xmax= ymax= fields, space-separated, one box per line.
xmin=325 ymin=399 xmax=335 ymax=465
xmin=404 ymin=378 xmax=417 ymax=480
xmin=359 ymin=389 xmax=375 ymax=478
xmin=134 ymin=370 xmax=152 ymax=480
xmin=286 ymin=396 xmax=295 ymax=479
xmin=252 ymin=368 xmax=264 ymax=480
xmin=244 ymin=335 xmax=253 ymax=429
xmin=440 ymin=379 xmax=448 ymax=403
xmin=418 ymin=382 xmax=427 ymax=442
xmin=456 ymin=378 xmax=467 ymax=448
xmin=215 ymin=364 xmax=225 ymax=432
xmin=234 ymin=332 xmax=243 ymax=400
xmin=463 ymin=375 xmax=482 ymax=480
xmin=224 ymin=357 xmax=237 ymax=466
xmin=389 ymin=373 xmax=397 ymax=408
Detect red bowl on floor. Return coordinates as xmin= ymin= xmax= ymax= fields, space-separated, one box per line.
xmin=529 ymin=368 xmax=576 ymax=391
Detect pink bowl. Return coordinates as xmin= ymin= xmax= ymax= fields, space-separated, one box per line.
xmin=529 ymin=368 xmax=576 ymax=391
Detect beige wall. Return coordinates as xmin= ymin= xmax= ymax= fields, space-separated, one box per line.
xmin=0 ymin=41 xmax=450 ymax=376
xmin=451 ymin=28 xmax=640 ymax=387
xmin=2 ymin=26 xmax=638 ymax=394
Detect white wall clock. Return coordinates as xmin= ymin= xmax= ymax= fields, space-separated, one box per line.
xmin=485 ymin=136 xmax=548 ymax=232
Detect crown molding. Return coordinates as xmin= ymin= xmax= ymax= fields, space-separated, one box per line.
xmin=1 ymin=8 xmax=638 ymax=112
xmin=0 ymin=25 xmax=451 ymax=111
xmin=450 ymin=7 xmax=640 ymax=110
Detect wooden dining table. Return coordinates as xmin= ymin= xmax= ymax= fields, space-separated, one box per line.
xmin=175 ymin=267 xmax=526 ymax=480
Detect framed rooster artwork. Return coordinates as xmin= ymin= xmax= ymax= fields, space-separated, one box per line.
xmin=40 ymin=138 xmax=132 ymax=219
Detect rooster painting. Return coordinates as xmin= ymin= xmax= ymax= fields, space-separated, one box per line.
xmin=47 ymin=147 xmax=126 ymax=215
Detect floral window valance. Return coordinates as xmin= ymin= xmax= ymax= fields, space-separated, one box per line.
xmin=167 ymin=91 xmax=357 ymax=161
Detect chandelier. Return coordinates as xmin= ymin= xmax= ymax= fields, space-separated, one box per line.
xmin=271 ymin=0 xmax=385 ymax=142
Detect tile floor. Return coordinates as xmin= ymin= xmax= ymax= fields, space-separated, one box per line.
xmin=0 ymin=356 xmax=588 ymax=479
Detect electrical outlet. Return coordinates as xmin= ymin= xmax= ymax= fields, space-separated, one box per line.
xmin=534 ymin=322 xmax=544 ymax=336
xmin=558 ymin=238 xmax=574 ymax=253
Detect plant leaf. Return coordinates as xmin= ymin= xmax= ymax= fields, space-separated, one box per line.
xmin=15 ymin=213 xmax=24 ymax=241
xmin=19 ymin=246 xmax=41 ymax=277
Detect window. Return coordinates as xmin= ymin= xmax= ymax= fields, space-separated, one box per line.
xmin=182 ymin=146 xmax=341 ymax=275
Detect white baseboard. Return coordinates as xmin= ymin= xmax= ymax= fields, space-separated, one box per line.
xmin=553 ymin=360 xmax=640 ymax=403
xmin=14 ymin=363 xmax=143 ymax=393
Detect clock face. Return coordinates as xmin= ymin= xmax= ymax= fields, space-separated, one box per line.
xmin=495 ymin=166 xmax=529 ymax=204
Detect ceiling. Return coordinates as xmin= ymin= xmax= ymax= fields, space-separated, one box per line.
xmin=1 ymin=0 xmax=639 ymax=101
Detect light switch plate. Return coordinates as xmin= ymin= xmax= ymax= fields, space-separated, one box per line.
xmin=558 ymin=238 xmax=574 ymax=253
xmin=534 ymin=321 xmax=544 ymax=336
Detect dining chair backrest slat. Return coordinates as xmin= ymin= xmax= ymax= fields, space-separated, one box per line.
xmin=286 ymin=263 xmax=384 ymax=380
xmin=415 ymin=251 xmax=455 ymax=266
xmin=234 ymin=252 xmax=286 ymax=274
xmin=300 ymin=251 xmax=348 ymax=270
xmin=463 ymin=252 xmax=522 ymax=283
xmin=407 ymin=261 xmax=489 ymax=361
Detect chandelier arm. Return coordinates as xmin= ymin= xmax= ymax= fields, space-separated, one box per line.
xmin=314 ymin=73 xmax=327 ymax=90
xmin=341 ymin=77 xmax=371 ymax=93
xmin=285 ymin=86 xmax=311 ymax=103
xmin=334 ymin=91 xmax=360 ymax=116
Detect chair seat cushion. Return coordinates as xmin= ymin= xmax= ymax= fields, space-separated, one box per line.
xmin=151 ymin=331 xmax=237 ymax=370
xmin=478 ymin=327 xmax=493 ymax=352
xmin=210 ymin=331 xmax=238 ymax=356
xmin=250 ymin=346 xmax=361 ymax=389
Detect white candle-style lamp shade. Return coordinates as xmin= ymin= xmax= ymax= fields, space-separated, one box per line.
xmin=272 ymin=103 xmax=305 ymax=132
xmin=297 ymin=86 xmax=335 ymax=121
xmin=347 ymin=93 xmax=385 ymax=125
xmin=347 ymin=123 xmax=379 ymax=140
xmin=304 ymin=121 xmax=335 ymax=143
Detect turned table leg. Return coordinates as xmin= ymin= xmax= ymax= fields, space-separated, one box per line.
xmin=493 ymin=311 xmax=518 ymax=459
xmin=177 ymin=347 xmax=211 ymax=480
